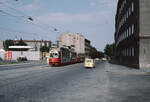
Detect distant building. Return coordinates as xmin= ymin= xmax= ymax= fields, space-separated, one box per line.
xmin=13 ymin=40 xmax=51 ymax=51
xmin=85 ymin=39 xmax=91 ymax=56
xmin=58 ymin=32 xmax=91 ymax=55
xmin=115 ymin=0 xmax=150 ymax=69
xmin=0 ymin=40 xmax=3 ymax=49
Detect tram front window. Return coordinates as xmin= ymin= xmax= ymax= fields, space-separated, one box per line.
xmin=50 ymin=53 xmax=58 ymax=58
xmin=54 ymin=53 xmax=58 ymax=58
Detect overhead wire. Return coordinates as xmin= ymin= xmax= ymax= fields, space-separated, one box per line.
xmin=0 ymin=10 xmax=55 ymax=41
xmin=0 ymin=26 xmax=51 ymax=40
xmin=0 ymin=1 xmax=60 ymax=32
xmin=0 ymin=0 xmax=63 ymax=42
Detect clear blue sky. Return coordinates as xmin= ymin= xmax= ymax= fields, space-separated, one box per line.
xmin=0 ymin=0 xmax=117 ymax=51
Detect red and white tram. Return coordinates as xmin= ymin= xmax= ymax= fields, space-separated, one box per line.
xmin=49 ymin=47 xmax=84 ymax=66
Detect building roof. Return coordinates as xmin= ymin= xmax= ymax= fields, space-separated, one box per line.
xmin=85 ymin=39 xmax=91 ymax=43
xmin=13 ymin=40 xmax=51 ymax=43
xmin=9 ymin=46 xmax=33 ymax=49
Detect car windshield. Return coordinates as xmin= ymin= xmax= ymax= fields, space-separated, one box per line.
xmin=86 ymin=59 xmax=92 ymax=62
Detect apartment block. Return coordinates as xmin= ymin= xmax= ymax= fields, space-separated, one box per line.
xmin=58 ymin=32 xmax=91 ymax=55
xmin=115 ymin=0 xmax=150 ymax=68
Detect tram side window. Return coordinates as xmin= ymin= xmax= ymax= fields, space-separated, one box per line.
xmin=50 ymin=53 xmax=53 ymax=58
xmin=59 ymin=52 xmax=61 ymax=58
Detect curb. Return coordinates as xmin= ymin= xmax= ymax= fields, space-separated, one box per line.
xmin=108 ymin=71 xmax=150 ymax=75
xmin=0 ymin=62 xmax=33 ymax=67
xmin=105 ymin=62 xmax=150 ymax=75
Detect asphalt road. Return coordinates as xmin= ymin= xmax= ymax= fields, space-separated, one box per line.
xmin=0 ymin=61 xmax=150 ymax=102
xmin=0 ymin=62 xmax=46 ymax=71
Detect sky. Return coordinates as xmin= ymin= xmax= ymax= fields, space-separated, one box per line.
xmin=0 ymin=0 xmax=117 ymax=51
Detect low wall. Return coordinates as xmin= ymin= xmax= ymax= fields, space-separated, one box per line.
xmin=11 ymin=51 xmax=40 ymax=61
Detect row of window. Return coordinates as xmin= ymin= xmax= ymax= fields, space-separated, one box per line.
xmin=116 ymin=24 xmax=135 ymax=46
xmin=118 ymin=2 xmax=134 ymax=32
xmin=122 ymin=47 xmax=135 ymax=57
xmin=119 ymin=0 xmax=127 ymax=15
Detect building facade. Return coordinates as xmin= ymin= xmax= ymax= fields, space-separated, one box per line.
xmin=58 ymin=32 xmax=91 ymax=55
xmin=14 ymin=40 xmax=51 ymax=51
xmin=0 ymin=40 xmax=3 ymax=49
xmin=85 ymin=39 xmax=91 ymax=56
xmin=115 ymin=0 xmax=150 ymax=69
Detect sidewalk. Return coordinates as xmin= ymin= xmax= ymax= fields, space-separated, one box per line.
xmin=105 ymin=62 xmax=150 ymax=75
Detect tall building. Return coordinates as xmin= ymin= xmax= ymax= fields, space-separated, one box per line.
xmin=115 ymin=0 xmax=150 ymax=69
xmin=58 ymin=32 xmax=91 ymax=55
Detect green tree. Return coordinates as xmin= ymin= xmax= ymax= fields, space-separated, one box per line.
xmin=16 ymin=38 xmax=27 ymax=46
xmin=3 ymin=39 xmax=15 ymax=51
xmin=40 ymin=46 xmax=49 ymax=52
xmin=104 ymin=43 xmax=115 ymax=57
xmin=89 ymin=46 xmax=104 ymax=59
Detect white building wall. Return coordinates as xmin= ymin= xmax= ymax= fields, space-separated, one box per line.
xmin=59 ymin=32 xmax=85 ymax=54
xmin=0 ymin=40 xmax=3 ymax=49
xmin=11 ymin=51 xmax=40 ymax=60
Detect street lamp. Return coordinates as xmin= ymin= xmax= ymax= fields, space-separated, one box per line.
xmin=28 ymin=17 xmax=34 ymax=21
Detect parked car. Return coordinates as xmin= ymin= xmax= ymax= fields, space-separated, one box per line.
xmin=95 ymin=58 xmax=100 ymax=61
xmin=84 ymin=58 xmax=95 ymax=68
xmin=102 ymin=58 xmax=107 ymax=61
xmin=17 ymin=56 xmax=28 ymax=61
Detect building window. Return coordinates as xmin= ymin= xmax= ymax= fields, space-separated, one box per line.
xmin=129 ymin=26 xmax=131 ymax=36
xmin=129 ymin=27 xmax=130 ymax=36
xmin=129 ymin=7 xmax=131 ymax=16
xmin=132 ymin=24 xmax=134 ymax=34
xmin=132 ymin=47 xmax=134 ymax=56
xmin=127 ymin=29 xmax=129 ymax=37
xmin=128 ymin=48 xmax=129 ymax=56
xmin=130 ymin=48 xmax=132 ymax=56
xmin=123 ymin=32 xmax=125 ymax=40
xmin=126 ymin=49 xmax=128 ymax=56
xmin=132 ymin=2 xmax=134 ymax=12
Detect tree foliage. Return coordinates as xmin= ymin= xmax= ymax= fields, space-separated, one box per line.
xmin=104 ymin=43 xmax=115 ymax=57
xmin=89 ymin=46 xmax=104 ymax=59
xmin=3 ymin=39 xmax=15 ymax=51
xmin=4 ymin=39 xmax=29 ymax=51
xmin=16 ymin=38 xmax=27 ymax=46
xmin=40 ymin=46 xmax=49 ymax=52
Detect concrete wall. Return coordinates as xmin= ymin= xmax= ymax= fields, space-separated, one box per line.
xmin=139 ymin=0 xmax=150 ymax=68
xmin=0 ymin=50 xmax=5 ymax=60
xmin=139 ymin=39 xmax=150 ymax=68
xmin=11 ymin=51 xmax=40 ymax=61
xmin=139 ymin=0 xmax=150 ymax=37
xmin=0 ymin=41 xmax=3 ymax=49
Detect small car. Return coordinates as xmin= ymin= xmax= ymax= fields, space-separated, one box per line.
xmin=17 ymin=56 xmax=28 ymax=61
xmin=84 ymin=58 xmax=95 ymax=68
xmin=102 ymin=58 xmax=107 ymax=61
